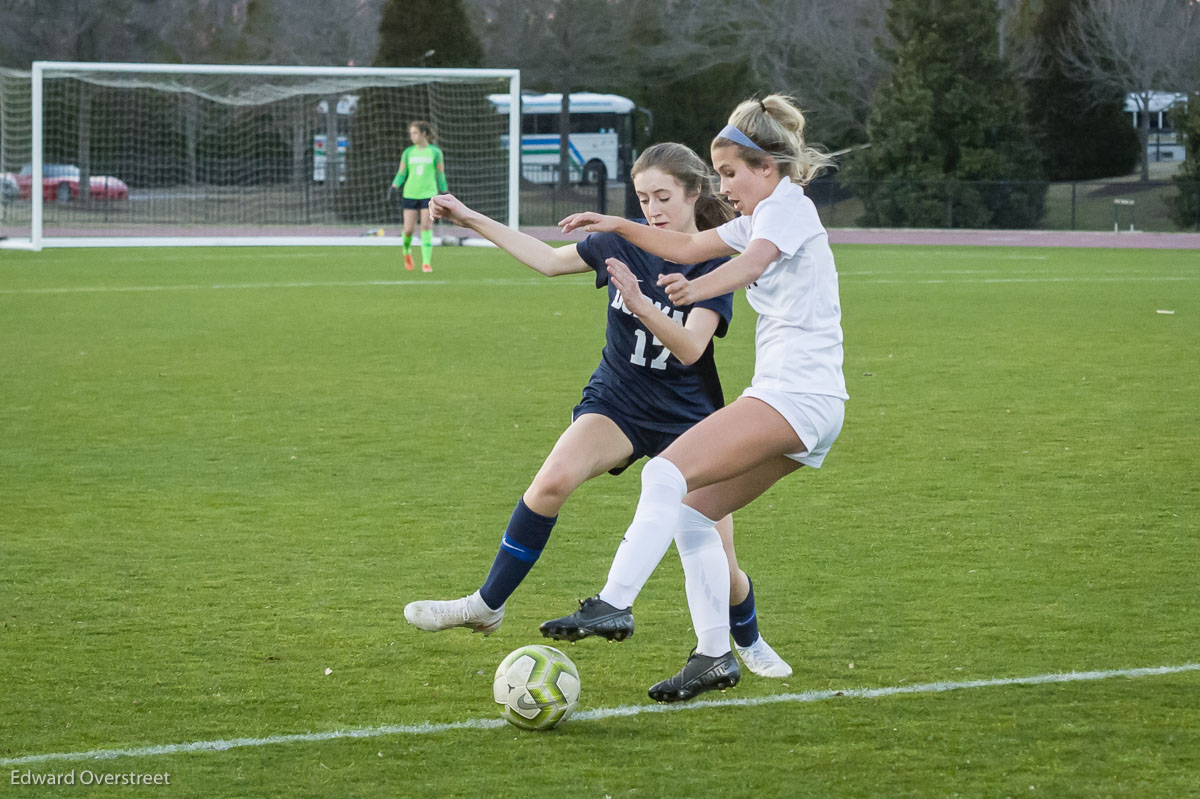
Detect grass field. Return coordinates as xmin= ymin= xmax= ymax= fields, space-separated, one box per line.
xmin=1 ymin=242 xmax=1198 ymax=797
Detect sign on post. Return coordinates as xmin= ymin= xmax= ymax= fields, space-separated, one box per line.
xmin=1113 ymin=199 xmax=1135 ymax=233
xmin=312 ymin=135 xmax=348 ymax=182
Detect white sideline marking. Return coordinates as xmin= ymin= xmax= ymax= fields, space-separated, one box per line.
xmin=854 ymin=276 xmax=1195 ymax=285
xmin=0 ymin=274 xmax=1195 ymax=297
xmin=0 ymin=278 xmax=583 ymax=296
xmin=2 ymin=662 xmax=1196 ymax=767
xmin=847 ymin=251 xmax=1051 ymax=260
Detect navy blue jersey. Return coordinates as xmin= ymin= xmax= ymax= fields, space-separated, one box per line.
xmin=574 ymin=231 xmax=734 ymax=434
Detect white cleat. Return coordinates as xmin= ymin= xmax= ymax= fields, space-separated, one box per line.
xmin=404 ymin=590 xmax=504 ymax=635
xmin=735 ymin=635 xmax=793 ymax=678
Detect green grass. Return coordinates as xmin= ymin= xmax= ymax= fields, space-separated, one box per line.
xmin=1 ymin=243 xmax=1198 ymax=797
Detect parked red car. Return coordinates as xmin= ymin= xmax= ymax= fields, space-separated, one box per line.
xmin=17 ymin=164 xmax=129 ymax=203
xmin=1 ymin=171 xmax=18 ymax=202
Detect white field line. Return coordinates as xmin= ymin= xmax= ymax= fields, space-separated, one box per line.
xmin=0 ymin=274 xmax=1196 ymax=297
xmin=862 ymin=276 xmax=1195 ymax=285
xmin=845 ymin=251 xmax=1052 ymax=260
xmin=0 ymin=278 xmax=573 ymax=295
xmin=2 ymin=662 xmax=1197 ymax=767
xmin=26 ymin=251 xmax=365 ymax=263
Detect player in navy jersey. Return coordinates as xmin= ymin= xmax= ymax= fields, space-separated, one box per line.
xmin=575 ymin=230 xmax=729 ymax=440
xmin=404 ymin=142 xmax=793 ymax=679
xmin=548 ymin=96 xmax=846 ymax=702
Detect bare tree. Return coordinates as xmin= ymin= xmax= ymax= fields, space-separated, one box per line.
xmin=1060 ymin=0 xmax=1200 ymax=181
xmin=656 ymin=0 xmax=888 ymax=146
xmin=995 ymin=0 xmax=1044 ymax=80
xmin=153 ymin=0 xmax=385 ymax=65
xmin=0 ymin=0 xmax=152 ymax=66
xmin=475 ymin=0 xmax=649 ymax=187
xmin=468 ymin=0 xmax=890 ymax=153
xmin=749 ymin=0 xmax=886 ymax=144
xmin=0 ymin=0 xmax=384 ymax=68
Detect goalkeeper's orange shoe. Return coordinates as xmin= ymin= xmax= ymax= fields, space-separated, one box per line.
xmin=422 ymin=263 xmax=433 ymax=273
xmin=404 ymin=254 xmax=414 ymax=271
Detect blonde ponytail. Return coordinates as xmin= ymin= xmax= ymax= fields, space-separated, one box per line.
xmin=713 ymin=95 xmax=832 ymax=185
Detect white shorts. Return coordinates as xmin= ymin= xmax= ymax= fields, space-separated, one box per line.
xmin=740 ymin=387 xmax=845 ymax=468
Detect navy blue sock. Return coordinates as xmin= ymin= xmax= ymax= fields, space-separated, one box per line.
xmin=478 ymin=497 xmax=557 ymax=610
xmin=729 ymin=575 xmax=760 ymax=648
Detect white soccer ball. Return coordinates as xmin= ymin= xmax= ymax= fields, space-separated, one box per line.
xmin=492 ymin=644 xmax=580 ymax=731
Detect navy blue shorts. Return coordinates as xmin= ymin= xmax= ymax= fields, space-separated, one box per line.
xmin=401 ymin=197 xmax=431 ymax=210
xmin=572 ymin=395 xmax=686 ymax=476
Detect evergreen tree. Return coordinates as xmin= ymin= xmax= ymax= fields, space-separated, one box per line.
xmin=1169 ymin=92 xmax=1200 ymax=230
xmin=849 ymin=0 xmax=1046 ymax=228
xmin=375 ymin=0 xmax=483 ymax=69
xmin=1022 ymin=0 xmax=1138 ymax=180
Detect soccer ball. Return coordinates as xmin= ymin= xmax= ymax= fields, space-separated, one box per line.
xmin=493 ymin=644 xmax=580 ymax=731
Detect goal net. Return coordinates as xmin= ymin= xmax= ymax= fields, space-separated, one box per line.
xmin=0 ymin=62 xmax=520 ymax=250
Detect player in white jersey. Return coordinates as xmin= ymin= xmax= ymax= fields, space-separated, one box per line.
xmin=545 ymin=95 xmax=847 ymax=702
xmin=404 ymin=143 xmax=793 ymax=680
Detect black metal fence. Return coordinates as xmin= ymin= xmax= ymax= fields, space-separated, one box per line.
xmin=6 ymin=172 xmax=1196 ymax=235
xmin=803 ymin=178 xmax=1200 ymax=233
xmin=517 ymin=164 xmax=628 ymax=227
xmin=517 ymin=174 xmax=1200 ymax=232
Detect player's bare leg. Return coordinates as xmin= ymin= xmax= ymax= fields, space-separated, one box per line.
xmin=542 ymin=398 xmax=804 ymax=688
xmin=405 ymin=414 xmax=634 ymax=635
xmin=402 ymin=208 xmax=417 ymax=270
xmin=419 ymin=208 xmax=434 ymax=272
xmin=594 ymin=397 xmax=803 ymax=612
xmin=711 ymin=493 xmax=794 ymax=678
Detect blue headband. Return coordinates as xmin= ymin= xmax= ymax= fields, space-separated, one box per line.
xmin=716 ymin=124 xmax=764 ymax=152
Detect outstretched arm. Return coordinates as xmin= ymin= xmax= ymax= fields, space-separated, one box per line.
xmin=658 ymin=239 xmax=781 ymax=305
xmin=559 ymin=212 xmax=734 ymax=265
xmin=430 ymin=194 xmax=589 ymax=277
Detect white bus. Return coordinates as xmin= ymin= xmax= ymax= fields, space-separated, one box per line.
xmin=489 ymin=92 xmax=636 ymax=185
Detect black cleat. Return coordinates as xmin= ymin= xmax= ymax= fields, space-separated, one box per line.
xmin=648 ymin=650 xmax=740 ymax=703
xmin=539 ymin=596 xmax=634 ymax=642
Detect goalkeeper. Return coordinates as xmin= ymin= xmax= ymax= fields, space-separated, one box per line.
xmin=389 ymin=120 xmax=447 ymax=272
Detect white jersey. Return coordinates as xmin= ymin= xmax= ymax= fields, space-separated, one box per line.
xmin=716 ymin=176 xmax=848 ymax=400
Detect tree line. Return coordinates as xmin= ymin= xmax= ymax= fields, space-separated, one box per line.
xmin=3 ymin=0 xmax=1198 ymax=227
xmin=395 ymin=0 xmax=1200 ymax=227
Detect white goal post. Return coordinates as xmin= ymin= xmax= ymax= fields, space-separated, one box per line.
xmin=0 ymin=62 xmax=520 ymax=250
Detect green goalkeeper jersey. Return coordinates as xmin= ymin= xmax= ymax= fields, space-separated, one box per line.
xmin=392 ymin=144 xmax=447 ymax=199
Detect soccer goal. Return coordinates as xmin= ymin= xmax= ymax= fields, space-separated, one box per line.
xmin=0 ymin=62 xmax=520 ymax=250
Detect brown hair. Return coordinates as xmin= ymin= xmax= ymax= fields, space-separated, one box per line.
xmin=631 ymin=142 xmax=734 ymax=231
xmin=409 ymin=120 xmax=436 ymax=142
xmin=711 ymin=95 xmax=832 ymax=185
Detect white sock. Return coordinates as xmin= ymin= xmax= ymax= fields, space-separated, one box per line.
xmin=598 ymin=457 xmax=688 ymax=610
xmin=676 ymin=505 xmax=731 ymax=657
